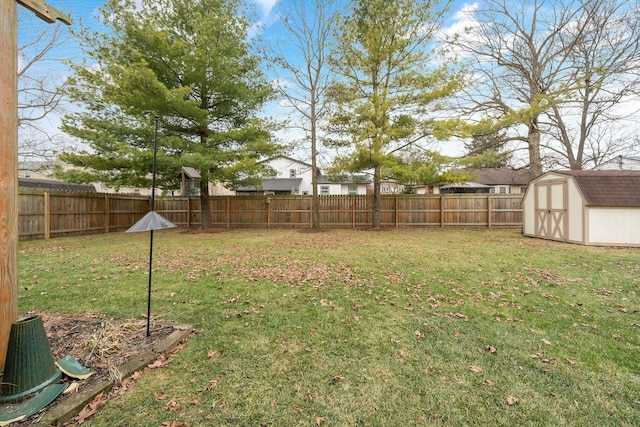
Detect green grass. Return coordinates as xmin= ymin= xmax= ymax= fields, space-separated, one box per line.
xmin=18 ymin=228 xmax=640 ymax=426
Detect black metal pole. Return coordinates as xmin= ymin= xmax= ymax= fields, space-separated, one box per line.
xmin=146 ymin=116 xmax=159 ymax=337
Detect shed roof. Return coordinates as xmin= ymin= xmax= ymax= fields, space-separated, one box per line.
xmin=554 ymin=170 xmax=640 ymax=207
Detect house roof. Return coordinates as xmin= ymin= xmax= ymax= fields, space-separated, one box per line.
xmin=553 ymin=170 xmax=640 ymax=207
xmin=440 ymin=182 xmax=491 ymax=190
xmin=236 ymin=178 xmax=302 ymax=192
xmin=19 ymin=178 xmax=96 ymax=193
xmin=318 ymin=174 xmax=372 ymax=185
xmin=467 ymin=168 xmax=531 ymax=186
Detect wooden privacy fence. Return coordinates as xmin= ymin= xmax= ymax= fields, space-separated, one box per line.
xmin=18 ymin=191 xmax=523 ymax=240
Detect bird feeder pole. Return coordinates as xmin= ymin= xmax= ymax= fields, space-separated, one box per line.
xmin=0 ymin=0 xmax=70 ymax=370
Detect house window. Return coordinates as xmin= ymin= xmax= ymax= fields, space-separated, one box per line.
xmin=489 ymin=188 xmax=495 ymax=193
xmin=499 ymin=187 xmax=507 ymax=193
xmin=289 ymin=169 xmax=296 ymax=178
xmin=520 ymin=186 xmax=527 ymax=193
xmin=348 ymin=185 xmax=357 ymax=195
xmin=320 ymin=185 xmax=330 ymax=195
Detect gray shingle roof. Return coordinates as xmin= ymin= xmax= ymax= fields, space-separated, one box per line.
xmin=467 ymin=168 xmax=531 ymax=186
xmin=236 ymin=178 xmax=302 ymax=192
xmin=554 ymin=170 xmax=640 ymax=207
xmin=19 ymin=178 xmax=96 ymax=193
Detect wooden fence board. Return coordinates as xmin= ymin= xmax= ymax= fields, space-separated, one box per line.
xmin=18 ymin=191 xmax=523 ymax=240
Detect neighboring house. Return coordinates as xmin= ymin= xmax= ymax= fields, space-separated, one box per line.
xmin=593 ymin=155 xmax=640 ymax=171
xmin=439 ymin=168 xmax=531 ymax=194
xmin=20 ymin=159 xmax=153 ymax=196
xmin=235 ymin=156 xmax=370 ymax=196
xmin=522 ymin=170 xmax=640 ymax=246
xmin=18 ymin=160 xmax=56 ymax=180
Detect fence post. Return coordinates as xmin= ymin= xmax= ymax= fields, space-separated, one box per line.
xmin=266 ymin=197 xmax=272 ymax=228
xmin=186 ymin=197 xmax=191 ymax=228
xmin=104 ymin=194 xmax=110 ymax=234
xmin=395 ymin=196 xmax=399 ymax=228
xmin=44 ymin=192 xmax=50 ymax=239
xmin=487 ymin=195 xmax=492 ymax=229
xmin=440 ymin=195 xmax=445 ymax=228
xmin=226 ymin=196 xmax=230 ymax=228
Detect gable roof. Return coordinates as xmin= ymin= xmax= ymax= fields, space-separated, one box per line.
xmin=467 ymin=168 xmax=531 ymax=186
xmin=236 ymin=178 xmax=302 ymax=192
xmin=554 ymin=170 xmax=640 ymax=207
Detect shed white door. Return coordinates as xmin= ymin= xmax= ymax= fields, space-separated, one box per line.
xmin=534 ymin=180 xmax=567 ymax=241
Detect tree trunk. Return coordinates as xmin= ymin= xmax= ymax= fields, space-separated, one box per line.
xmin=311 ymin=100 xmax=320 ymax=229
xmin=199 ymin=177 xmax=212 ymax=229
xmin=527 ymin=118 xmax=543 ymax=181
xmin=372 ymin=165 xmax=381 ymax=228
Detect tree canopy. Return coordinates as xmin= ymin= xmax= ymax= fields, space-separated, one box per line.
xmin=327 ymin=0 xmax=464 ymax=227
xmin=57 ymin=0 xmax=281 ymax=226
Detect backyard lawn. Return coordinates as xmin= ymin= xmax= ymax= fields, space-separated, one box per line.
xmin=17 ymin=228 xmax=640 ymax=426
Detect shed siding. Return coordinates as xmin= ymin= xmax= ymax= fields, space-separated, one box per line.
xmin=588 ymin=207 xmax=640 ymax=246
xmin=567 ymin=178 xmax=584 ymax=244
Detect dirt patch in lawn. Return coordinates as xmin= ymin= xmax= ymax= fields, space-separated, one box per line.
xmin=1 ymin=312 xmax=190 ymax=426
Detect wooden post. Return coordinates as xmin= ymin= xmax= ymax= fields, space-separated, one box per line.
xmin=0 ymin=0 xmax=19 ymax=370
xmin=395 ymin=196 xmax=399 ymax=228
xmin=226 ymin=196 xmax=230 ymax=228
xmin=44 ymin=192 xmax=50 ymax=239
xmin=0 ymin=0 xmax=71 ymax=369
xmin=487 ymin=195 xmax=492 ymax=229
xmin=440 ymin=196 xmax=445 ymax=228
xmin=105 ymin=194 xmax=110 ymax=233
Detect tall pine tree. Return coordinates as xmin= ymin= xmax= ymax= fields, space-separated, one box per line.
xmin=328 ymin=0 xmax=463 ymax=227
xmin=58 ymin=0 xmax=281 ymax=227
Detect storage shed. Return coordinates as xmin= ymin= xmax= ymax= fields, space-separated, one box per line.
xmin=522 ymin=170 xmax=640 ymax=246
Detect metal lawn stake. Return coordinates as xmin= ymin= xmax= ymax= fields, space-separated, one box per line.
xmin=0 ymin=0 xmax=71 ymax=370
xmin=126 ymin=116 xmax=176 ymax=336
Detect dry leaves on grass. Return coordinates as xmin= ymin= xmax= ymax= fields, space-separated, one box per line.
xmin=75 ymin=393 xmax=107 ymax=424
xmin=470 ymin=365 xmax=484 ymax=374
xmin=506 ymin=395 xmax=519 ymax=406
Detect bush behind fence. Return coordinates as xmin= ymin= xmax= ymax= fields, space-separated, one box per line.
xmin=18 ymin=191 xmax=523 ymax=240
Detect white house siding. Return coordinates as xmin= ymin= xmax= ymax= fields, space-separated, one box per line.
xmin=268 ymin=157 xmax=314 ymax=195
xmin=588 ymin=208 xmax=640 ymax=246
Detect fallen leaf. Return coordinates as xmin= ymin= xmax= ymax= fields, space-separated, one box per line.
xmin=207 ymin=350 xmax=217 ymax=358
xmin=315 ymin=416 xmax=326 ymax=425
xmin=167 ymin=398 xmax=181 ymax=412
xmin=486 ymin=380 xmax=496 ymax=386
xmin=541 ymin=338 xmax=552 ymax=346
xmin=470 ymin=365 xmax=483 ymax=374
xmin=485 ymin=345 xmax=497 ymax=354
xmin=155 ymin=392 xmax=168 ymax=401
xmin=75 ymin=392 xmax=105 ymax=424
xmin=414 ymin=330 xmax=425 ymax=339
xmin=565 ymin=357 xmax=576 ymax=366
xmin=506 ymin=395 xmax=518 ymax=406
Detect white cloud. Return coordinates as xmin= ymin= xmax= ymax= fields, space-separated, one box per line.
xmin=253 ymin=0 xmax=279 ymax=16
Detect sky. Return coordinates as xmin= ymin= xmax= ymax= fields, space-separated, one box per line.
xmin=15 ymin=0 xmax=481 ymax=165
